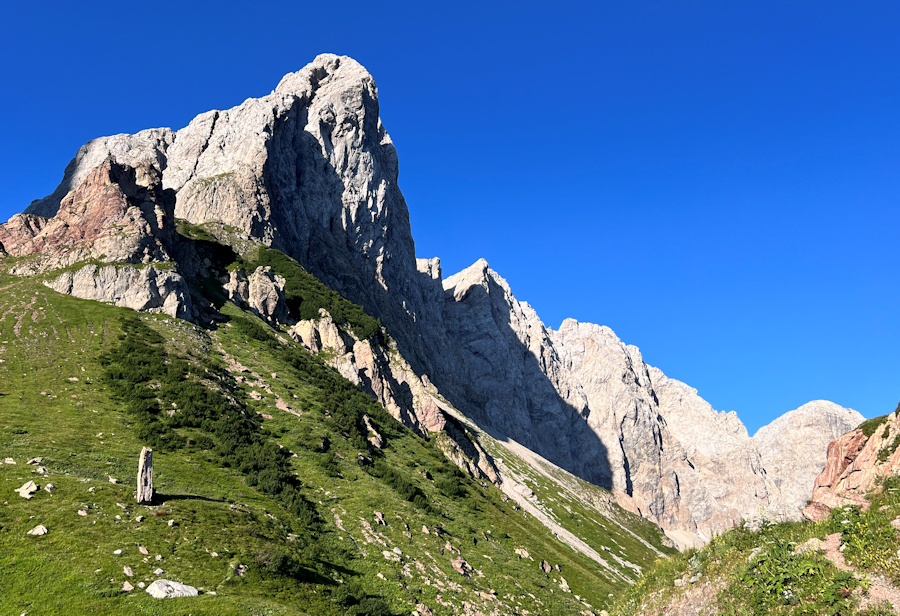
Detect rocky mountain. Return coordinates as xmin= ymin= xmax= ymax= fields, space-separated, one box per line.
xmin=0 ymin=270 xmax=674 ymax=615
xmin=754 ymin=400 xmax=866 ymax=517
xmin=802 ymin=409 xmax=900 ymax=521
xmin=3 ymin=53 xmax=864 ymax=550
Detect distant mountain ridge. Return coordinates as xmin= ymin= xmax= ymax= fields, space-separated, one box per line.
xmin=3 ymin=53 xmax=863 ymax=547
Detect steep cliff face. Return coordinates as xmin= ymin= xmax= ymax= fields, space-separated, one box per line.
xmin=802 ymin=411 xmax=900 ymax=520
xmin=426 ymin=259 xmax=849 ymax=542
xmin=8 ymin=53 xmax=859 ymax=540
xmin=26 ymin=54 xmax=437 ymax=367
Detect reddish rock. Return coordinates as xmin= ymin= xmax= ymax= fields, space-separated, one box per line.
xmin=0 ymin=158 xmax=175 ymax=268
xmin=804 ymin=413 xmax=900 ymax=520
xmin=814 ymin=431 xmax=868 ymax=492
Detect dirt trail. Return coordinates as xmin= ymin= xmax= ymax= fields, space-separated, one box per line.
xmin=822 ymin=532 xmax=900 ymax=612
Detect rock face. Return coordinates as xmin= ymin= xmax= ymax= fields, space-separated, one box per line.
xmin=753 ymin=401 xmax=864 ymax=517
xmin=803 ymin=411 xmax=899 ymax=520
xmin=225 ymin=266 xmax=289 ymax=323
xmin=137 ymin=447 xmax=153 ymax=505
xmin=4 ymin=158 xmax=176 ymax=269
xmin=0 ymin=158 xmax=193 ymax=320
xmin=288 ymin=309 xmax=446 ymax=436
xmin=47 ymin=264 xmax=192 ymax=320
xmin=7 ymin=53 xmax=859 ymax=540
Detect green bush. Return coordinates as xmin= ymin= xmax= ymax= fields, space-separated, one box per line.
xmin=101 ymin=315 xmax=321 ymax=532
xmin=724 ymin=538 xmax=858 ymax=615
xmin=858 ymin=415 xmax=889 ymax=438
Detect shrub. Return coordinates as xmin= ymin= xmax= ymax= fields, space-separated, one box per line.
xmin=101 ymin=315 xmax=321 ymax=534
xmin=858 ymin=415 xmax=889 ymax=438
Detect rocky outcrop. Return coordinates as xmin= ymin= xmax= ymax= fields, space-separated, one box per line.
xmin=25 ymin=129 xmax=175 ymax=218
xmin=246 ymin=267 xmax=289 ymax=324
xmin=288 ymin=309 xmax=445 ymax=435
xmin=46 ymin=264 xmax=192 ymax=320
xmin=753 ymin=401 xmax=864 ymax=518
xmin=2 ymin=158 xmax=177 ymax=272
xmin=223 ymin=269 xmax=250 ymax=307
xmin=1 ymin=158 xmax=194 ymax=320
xmin=803 ymin=412 xmax=900 ymax=520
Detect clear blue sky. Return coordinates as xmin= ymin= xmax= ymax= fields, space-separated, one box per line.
xmin=2 ymin=1 xmax=898 ymax=433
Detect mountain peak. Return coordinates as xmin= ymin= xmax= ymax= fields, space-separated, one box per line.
xmin=275 ymin=53 xmax=375 ymax=99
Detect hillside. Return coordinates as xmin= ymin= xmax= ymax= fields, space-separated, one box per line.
xmin=0 ymin=240 xmax=672 ymax=614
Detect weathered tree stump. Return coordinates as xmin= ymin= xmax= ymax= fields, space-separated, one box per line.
xmin=137 ymin=447 xmax=153 ymax=504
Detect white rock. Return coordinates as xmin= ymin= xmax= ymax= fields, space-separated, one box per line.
xmin=753 ymin=401 xmax=863 ymax=518
xmin=247 ymin=267 xmax=289 ymax=324
xmin=15 ymin=481 xmax=38 ymax=499
xmin=27 ymin=524 xmax=48 ymax=536
xmin=145 ymin=579 xmax=198 ymax=599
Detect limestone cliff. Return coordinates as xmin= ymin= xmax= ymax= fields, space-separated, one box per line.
xmin=753 ymin=400 xmax=864 ymax=517
xmin=1 ymin=158 xmax=193 ymax=319
xmin=6 ymin=53 xmax=859 ymax=541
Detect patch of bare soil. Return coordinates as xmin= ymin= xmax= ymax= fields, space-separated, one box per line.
xmin=822 ymin=531 xmax=900 ymax=612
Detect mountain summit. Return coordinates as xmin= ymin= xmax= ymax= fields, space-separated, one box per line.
xmin=3 ymin=54 xmax=862 ymax=551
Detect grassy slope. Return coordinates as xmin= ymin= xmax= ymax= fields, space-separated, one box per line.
xmin=0 ymin=272 xmax=669 ymax=615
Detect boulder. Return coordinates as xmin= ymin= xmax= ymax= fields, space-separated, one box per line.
xmin=15 ymin=481 xmax=38 ymax=499
xmin=145 ymin=579 xmax=198 ymax=599
xmin=247 ymin=267 xmax=289 ymax=324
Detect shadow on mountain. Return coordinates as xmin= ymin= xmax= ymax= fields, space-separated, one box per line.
xmin=173 ymin=219 xmax=240 ymax=316
xmin=257 ymin=98 xmax=613 ymax=491
xmin=426 ymin=277 xmax=614 ymax=491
